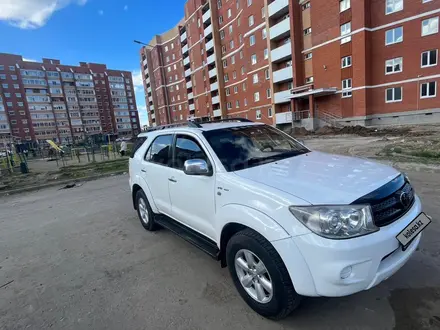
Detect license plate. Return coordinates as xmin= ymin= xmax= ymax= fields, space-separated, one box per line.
xmin=396 ymin=213 xmax=431 ymax=249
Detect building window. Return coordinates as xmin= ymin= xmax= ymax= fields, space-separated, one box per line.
xmin=304 ymin=27 xmax=312 ymax=36
xmin=342 ymin=79 xmax=352 ymax=98
xmin=7 ymin=102 xmax=13 ymax=107
xmin=236 ymin=100 xmax=240 ymax=108
xmin=268 ymin=107 xmax=273 ymax=118
xmin=220 ymin=30 xmax=225 ymax=39
xmin=229 ymin=25 xmax=233 ymax=34
xmin=227 ymin=102 xmax=232 ymax=109
xmin=251 ymin=54 xmax=257 ymax=65
xmin=254 ymin=92 xmax=260 ymax=102
xmin=167 ymin=67 xmax=171 ymax=72
xmin=421 ymin=81 xmax=437 ymax=98
xmin=241 ymin=66 xmax=245 ymax=74
xmin=340 ymin=22 xmax=351 ymax=44
xmin=302 ymin=2 xmax=311 ymax=10
xmin=244 ymin=98 xmax=248 ymax=106
xmin=231 ymin=55 xmax=235 ymax=64
xmin=239 ymin=34 xmax=243 ymax=43
xmin=18 ymin=102 xmax=23 ymax=106
xmin=253 ymin=73 xmax=259 ymax=84
xmin=305 ymin=76 xmax=314 ymax=83
xmin=247 ymin=0 xmax=252 ymax=6
xmin=264 ymin=48 xmax=269 ymax=59
xmin=223 ymin=59 xmax=228 ymax=67
xmin=224 ymin=74 xmax=229 ymax=82
xmin=0 ymin=74 xmax=5 ymax=79
xmin=250 ymin=34 xmax=255 ymax=46
xmin=233 ymin=71 xmax=237 ymax=79
xmin=198 ymin=18 xmax=201 ymax=27
xmin=228 ymin=8 xmax=232 ymax=18
xmin=385 ymin=57 xmax=403 ymax=74
xmin=9 ymin=66 xmax=15 ymax=71
xmin=243 ymin=82 xmax=247 ymax=91
xmin=262 ymin=28 xmax=267 ymax=39
xmin=2 ymin=83 xmax=8 ymax=89
xmin=240 ymin=50 xmax=244 ymax=59
xmin=15 ymin=93 xmax=22 ymax=98
xmin=230 ymin=40 xmax=234 ymax=49
xmin=262 ymin=6 xmax=266 ymax=18
xmin=0 ymin=65 xmax=3 ymax=70
xmin=11 ymin=75 xmax=17 ymax=80
xmin=421 ymin=49 xmax=438 ymax=67
xmin=422 ymin=17 xmax=439 ymax=36
xmin=222 ymin=45 xmax=226 ymax=54
xmin=304 ymin=52 xmax=312 ymax=60
xmin=5 ymin=93 xmax=10 ymax=98
xmin=226 ymin=88 xmax=230 ymax=95
xmin=218 ymin=0 xmax=222 ymax=8
xmin=386 ymin=0 xmax=403 ymax=14
xmin=171 ymin=43 xmax=174 ymax=49
xmin=234 ymin=86 xmax=238 ymax=94
xmin=219 ymin=15 xmax=223 ymax=24
xmin=249 ymin=15 xmax=254 ymax=26
xmin=256 ymin=109 xmax=262 ymax=119
xmin=386 ymin=26 xmax=403 ymax=45
xmin=386 ymin=87 xmax=403 ymax=102
xmin=340 ymin=0 xmax=350 ymax=12
xmin=266 ymin=88 xmax=271 ymax=98
xmin=265 ymin=69 xmax=270 ymax=79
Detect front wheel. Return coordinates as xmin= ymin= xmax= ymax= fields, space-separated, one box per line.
xmin=136 ymin=190 xmax=157 ymax=231
xmin=226 ymin=228 xmax=301 ymax=319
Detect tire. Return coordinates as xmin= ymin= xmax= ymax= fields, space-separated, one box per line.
xmin=226 ymin=228 xmax=301 ymax=320
xmin=136 ymin=190 xmax=157 ymax=231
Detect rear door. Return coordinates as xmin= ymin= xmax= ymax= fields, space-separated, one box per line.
xmin=140 ymin=134 xmax=174 ymax=214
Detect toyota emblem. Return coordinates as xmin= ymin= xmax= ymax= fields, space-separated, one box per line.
xmin=400 ymin=191 xmax=410 ymax=208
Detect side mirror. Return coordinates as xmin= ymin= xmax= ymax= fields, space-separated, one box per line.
xmin=183 ymin=159 xmax=211 ymax=176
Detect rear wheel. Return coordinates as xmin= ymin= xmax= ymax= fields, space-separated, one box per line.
xmin=226 ymin=228 xmax=301 ymax=319
xmin=136 ymin=190 xmax=157 ymax=231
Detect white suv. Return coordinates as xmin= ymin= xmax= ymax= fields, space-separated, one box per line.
xmin=129 ymin=119 xmax=430 ymax=319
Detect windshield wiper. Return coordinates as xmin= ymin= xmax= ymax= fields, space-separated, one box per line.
xmin=246 ymin=149 xmax=309 ymax=166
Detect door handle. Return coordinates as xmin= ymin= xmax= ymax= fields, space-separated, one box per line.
xmin=168 ymin=177 xmax=177 ymax=183
xmin=141 ymin=169 xmax=147 ymax=173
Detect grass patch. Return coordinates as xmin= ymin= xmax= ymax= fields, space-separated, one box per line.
xmin=409 ymin=150 xmax=440 ymax=159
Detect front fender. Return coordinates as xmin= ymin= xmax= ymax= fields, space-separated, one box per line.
xmin=215 ymin=203 xmax=290 ymax=243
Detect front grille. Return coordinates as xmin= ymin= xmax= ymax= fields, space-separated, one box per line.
xmin=352 ymin=174 xmax=415 ymax=227
xmin=370 ymin=183 xmax=415 ymax=227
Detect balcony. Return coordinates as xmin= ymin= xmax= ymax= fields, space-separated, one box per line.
xmin=189 ymin=104 xmax=195 ymax=111
xmin=180 ymin=31 xmax=187 ymax=42
xmin=151 ymin=113 xmax=155 ymax=120
xmin=271 ymin=42 xmax=292 ymax=63
xmin=270 ymin=17 xmax=291 ymax=41
xmin=185 ymin=68 xmax=192 ymax=77
xmin=204 ymin=25 xmax=213 ymax=38
xmin=143 ymin=58 xmax=148 ymax=66
xmin=182 ymin=44 xmax=188 ymax=55
xmin=203 ymin=8 xmax=211 ymax=23
xmin=213 ymin=109 xmax=222 ymax=117
xmin=146 ymin=77 xmax=150 ymax=84
xmin=188 ymin=92 xmax=194 ymax=99
xmin=210 ymin=81 xmax=218 ymax=91
xmin=184 ymin=57 xmax=190 ymax=66
xmin=212 ymin=95 xmax=220 ymax=104
xmin=207 ymin=54 xmax=215 ymax=65
xmin=268 ymin=0 xmax=289 ymax=18
xmin=186 ymin=80 xmax=192 ymax=89
xmin=209 ymin=67 xmax=217 ymax=78
xmin=147 ymin=86 xmax=151 ymax=93
xmin=205 ymin=39 xmax=214 ymax=51
xmin=274 ymin=89 xmax=291 ymax=104
xmin=149 ymin=96 xmax=153 ymax=102
xmin=273 ymin=66 xmax=293 ymax=83
xmin=144 ymin=68 xmax=149 ymax=76
xmin=150 ymin=104 xmax=154 ymax=110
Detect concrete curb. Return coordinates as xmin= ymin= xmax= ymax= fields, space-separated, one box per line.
xmin=0 ymin=171 xmax=127 ymax=197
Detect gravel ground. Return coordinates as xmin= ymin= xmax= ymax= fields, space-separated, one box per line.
xmin=0 ymin=173 xmax=439 ymax=330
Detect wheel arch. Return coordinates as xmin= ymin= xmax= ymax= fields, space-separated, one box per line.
xmin=131 ymin=179 xmax=159 ymax=213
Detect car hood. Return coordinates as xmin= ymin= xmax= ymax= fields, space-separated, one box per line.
xmin=233 ymin=151 xmax=400 ymax=205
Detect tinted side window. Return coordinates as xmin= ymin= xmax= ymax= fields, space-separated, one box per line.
xmin=145 ymin=134 xmax=173 ymax=166
xmin=174 ymin=135 xmax=209 ymax=170
xmin=130 ymin=136 xmax=147 ymax=158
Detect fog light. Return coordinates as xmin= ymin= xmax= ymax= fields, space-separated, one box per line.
xmin=340 ymin=266 xmax=352 ymax=279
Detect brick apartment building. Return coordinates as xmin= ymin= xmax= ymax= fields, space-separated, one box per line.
xmin=0 ymin=53 xmax=140 ymax=148
xmin=140 ymin=0 xmax=439 ymax=129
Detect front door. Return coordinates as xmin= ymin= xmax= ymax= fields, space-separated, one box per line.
xmin=141 ymin=134 xmax=174 ymax=214
xmin=168 ymin=134 xmax=216 ymax=240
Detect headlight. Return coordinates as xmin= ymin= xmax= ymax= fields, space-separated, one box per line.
xmin=289 ymin=205 xmax=378 ymax=239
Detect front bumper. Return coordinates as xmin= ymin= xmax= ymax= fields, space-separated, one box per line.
xmin=274 ymin=195 xmax=423 ymax=297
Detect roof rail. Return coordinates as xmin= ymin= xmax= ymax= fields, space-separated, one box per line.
xmin=145 ymin=121 xmax=201 ymax=132
xmin=202 ymin=118 xmax=253 ymax=124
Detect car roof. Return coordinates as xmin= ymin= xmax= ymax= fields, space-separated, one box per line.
xmin=137 ymin=122 xmax=264 ymax=137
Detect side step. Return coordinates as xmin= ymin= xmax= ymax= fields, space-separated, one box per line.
xmin=155 ymin=215 xmax=220 ymax=260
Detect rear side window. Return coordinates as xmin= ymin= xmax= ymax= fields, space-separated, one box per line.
xmin=144 ymin=134 xmax=173 ymax=166
xmin=130 ymin=136 xmax=147 ymax=158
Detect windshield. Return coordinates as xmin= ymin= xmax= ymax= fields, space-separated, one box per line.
xmin=203 ymin=124 xmax=309 ymax=171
